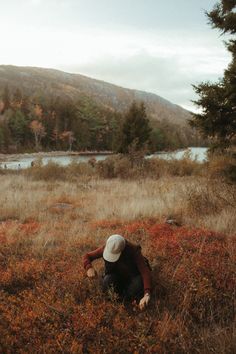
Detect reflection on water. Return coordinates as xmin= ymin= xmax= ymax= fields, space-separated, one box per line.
xmin=0 ymin=147 xmax=208 ymax=170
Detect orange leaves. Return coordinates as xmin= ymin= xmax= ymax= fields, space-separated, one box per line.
xmin=0 ymin=220 xmax=40 ymax=247
xmin=90 ymin=218 xmax=155 ymax=236
xmin=120 ymin=219 xmax=155 ymax=235
xmin=19 ymin=221 xmax=40 ymax=235
xmin=29 ymin=120 xmax=46 ymax=149
xmin=0 ymin=259 xmax=44 ymax=292
xmin=60 ymin=130 xmax=74 ymax=142
xmin=59 ymin=131 xmax=75 ymax=151
xmin=72 ymin=300 xmax=106 ymax=333
xmin=34 ymin=104 xmax=43 ymax=119
xmin=0 ymin=229 xmax=7 ymax=243
xmin=29 ymin=120 xmax=45 ymax=135
xmin=90 ymin=219 xmax=123 ymax=230
xmin=0 ymin=217 xmax=235 ymax=353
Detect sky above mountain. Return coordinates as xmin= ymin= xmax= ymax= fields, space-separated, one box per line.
xmin=0 ymin=0 xmax=231 ymax=111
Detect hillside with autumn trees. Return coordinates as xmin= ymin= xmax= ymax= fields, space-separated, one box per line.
xmin=0 ymin=66 xmax=205 ymax=153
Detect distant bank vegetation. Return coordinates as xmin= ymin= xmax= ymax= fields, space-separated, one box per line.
xmin=20 ymin=154 xmax=234 ymax=184
xmin=0 ymin=85 xmax=205 ymax=154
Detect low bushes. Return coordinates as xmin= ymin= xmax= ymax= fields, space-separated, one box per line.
xmin=206 ymin=154 xmax=236 ymax=182
xmin=95 ymin=153 xmax=236 ymax=181
xmin=24 ymin=161 xmax=67 ymax=181
xmin=24 ymin=161 xmax=95 ymax=182
xmin=8 ymin=152 xmax=235 ymax=182
xmin=186 ymin=179 xmax=236 ymax=215
xmin=96 ymin=155 xmax=203 ymax=179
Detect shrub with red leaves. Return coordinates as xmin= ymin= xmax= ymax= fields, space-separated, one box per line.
xmin=0 ymin=220 xmax=235 ymax=353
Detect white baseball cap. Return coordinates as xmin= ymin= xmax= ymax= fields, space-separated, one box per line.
xmin=103 ymin=234 xmax=126 ymax=262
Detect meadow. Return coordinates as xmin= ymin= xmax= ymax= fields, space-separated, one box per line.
xmin=0 ymin=155 xmax=235 ymax=353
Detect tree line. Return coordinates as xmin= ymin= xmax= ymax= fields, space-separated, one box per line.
xmin=0 ymin=87 xmax=123 ymax=152
xmin=0 ymin=86 xmax=204 ymax=154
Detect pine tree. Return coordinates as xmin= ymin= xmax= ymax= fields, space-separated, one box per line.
xmin=8 ymin=110 xmax=28 ymax=148
xmin=119 ymin=102 xmax=152 ymax=153
xmin=190 ymin=0 xmax=236 ymax=149
xmin=0 ymin=118 xmax=12 ymax=151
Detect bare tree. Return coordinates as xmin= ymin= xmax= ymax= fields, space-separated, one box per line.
xmin=30 ymin=120 xmax=46 ymax=150
xmin=60 ymin=131 xmax=76 ymax=151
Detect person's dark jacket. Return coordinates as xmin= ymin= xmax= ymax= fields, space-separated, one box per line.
xmin=83 ymin=241 xmax=152 ymax=294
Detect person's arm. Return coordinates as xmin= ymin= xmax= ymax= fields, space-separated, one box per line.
xmin=134 ymin=249 xmax=152 ymax=294
xmin=83 ymin=246 xmax=104 ymax=277
xmin=134 ymin=248 xmax=152 ymax=310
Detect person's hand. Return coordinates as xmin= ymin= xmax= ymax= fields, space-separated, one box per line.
xmin=139 ymin=293 xmax=151 ymax=310
xmin=87 ymin=267 xmax=97 ymax=278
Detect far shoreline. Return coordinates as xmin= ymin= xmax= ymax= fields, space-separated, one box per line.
xmin=0 ymin=150 xmax=115 ymax=162
xmin=0 ymin=148 xmax=210 ymax=169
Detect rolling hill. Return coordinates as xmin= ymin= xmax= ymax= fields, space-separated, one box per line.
xmin=0 ymin=65 xmax=191 ymax=124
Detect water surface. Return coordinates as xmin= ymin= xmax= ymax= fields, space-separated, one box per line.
xmin=0 ymin=147 xmax=208 ymax=170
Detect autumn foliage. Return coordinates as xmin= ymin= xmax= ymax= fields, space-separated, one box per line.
xmin=0 ymin=217 xmax=235 ymax=353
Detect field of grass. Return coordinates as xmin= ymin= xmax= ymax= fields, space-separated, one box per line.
xmin=0 ymin=159 xmax=235 ymax=353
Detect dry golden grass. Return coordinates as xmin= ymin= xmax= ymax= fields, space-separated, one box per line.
xmin=0 ymin=173 xmax=235 ymax=235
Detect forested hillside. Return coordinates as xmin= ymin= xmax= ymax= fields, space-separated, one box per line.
xmin=0 ymin=65 xmax=191 ymax=123
xmin=0 ymin=66 xmax=205 ymax=153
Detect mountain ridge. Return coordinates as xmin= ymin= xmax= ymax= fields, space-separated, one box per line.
xmin=0 ymin=65 xmax=191 ymax=124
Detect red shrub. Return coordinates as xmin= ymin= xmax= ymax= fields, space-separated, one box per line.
xmin=0 ymin=219 xmax=235 ymax=353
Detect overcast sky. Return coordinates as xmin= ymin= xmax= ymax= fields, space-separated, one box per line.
xmin=0 ymin=0 xmax=231 ymax=111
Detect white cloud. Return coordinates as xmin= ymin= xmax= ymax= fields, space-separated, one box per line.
xmin=30 ymin=0 xmax=42 ymax=5
xmin=0 ymin=2 xmax=231 ymax=111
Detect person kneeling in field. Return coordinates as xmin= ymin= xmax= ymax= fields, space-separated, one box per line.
xmin=83 ymin=234 xmax=152 ymax=310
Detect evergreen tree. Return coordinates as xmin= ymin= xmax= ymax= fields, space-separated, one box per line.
xmin=0 ymin=118 xmax=12 ymax=151
xmin=150 ymin=127 xmax=166 ymax=152
xmin=119 ymin=102 xmax=152 ymax=153
xmin=8 ymin=110 xmax=28 ymax=148
xmin=2 ymin=85 xmax=11 ymax=112
xmin=21 ymin=95 xmax=31 ymax=116
xmin=0 ymin=125 xmax=4 ymax=150
xmin=190 ymin=0 xmax=236 ymax=149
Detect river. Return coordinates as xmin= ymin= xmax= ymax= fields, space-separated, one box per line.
xmin=0 ymin=147 xmax=208 ymax=170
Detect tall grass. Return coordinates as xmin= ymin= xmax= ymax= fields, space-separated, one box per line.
xmin=1 ymin=167 xmax=235 ymax=234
